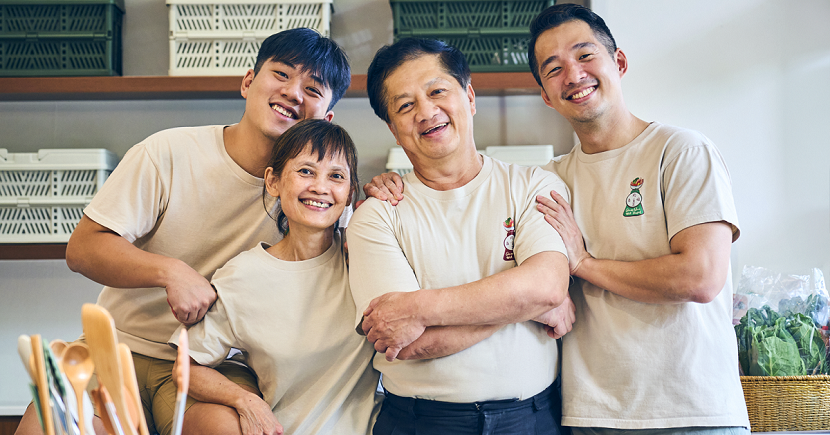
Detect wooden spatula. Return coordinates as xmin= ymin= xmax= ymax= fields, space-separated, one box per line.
xmin=30 ymin=334 xmax=55 ymax=435
xmin=82 ymin=304 xmax=137 ymax=435
xmin=118 ymin=343 xmax=150 ymax=435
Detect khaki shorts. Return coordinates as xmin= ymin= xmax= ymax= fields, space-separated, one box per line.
xmin=131 ymin=352 xmax=259 ymax=435
xmin=82 ymin=345 xmax=259 ymax=435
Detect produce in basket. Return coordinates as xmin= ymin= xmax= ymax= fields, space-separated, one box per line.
xmin=735 ymin=306 xmax=828 ymax=376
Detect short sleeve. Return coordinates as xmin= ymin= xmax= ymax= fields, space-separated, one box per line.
xmin=178 ymin=298 xmax=238 ymax=367
xmin=84 ymin=143 xmax=166 ymax=243
xmin=513 ymin=167 xmax=570 ymax=265
xmin=346 ymin=199 xmax=421 ymax=328
xmin=661 ymin=138 xmax=740 ymax=241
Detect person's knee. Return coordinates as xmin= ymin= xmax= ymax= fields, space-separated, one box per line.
xmin=181 ymin=402 xmax=241 ymax=435
xmin=14 ymin=403 xmax=109 ymax=435
xmin=13 ymin=404 xmax=43 ymax=435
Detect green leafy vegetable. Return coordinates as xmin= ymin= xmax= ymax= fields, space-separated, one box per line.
xmin=785 ymin=313 xmax=827 ymax=375
xmin=735 ymin=306 xmax=829 ymax=376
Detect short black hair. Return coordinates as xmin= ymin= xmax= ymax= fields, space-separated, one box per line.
xmin=255 ymin=28 xmax=351 ymax=111
xmin=528 ymin=4 xmax=617 ymax=87
xmin=263 ymin=118 xmax=359 ymax=235
xmin=367 ymin=38 xmax=471 ymax=123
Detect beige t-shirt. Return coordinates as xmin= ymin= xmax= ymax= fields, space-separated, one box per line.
xmin=85 ymin=125 xmax=282 ymax=360
xmin=348 ymin=155 xmax=569 ymax=403
xmin=543 ymin=122 xmax=749 ymax=429
xmin=181 ymin=232 xmax=380 ymax=435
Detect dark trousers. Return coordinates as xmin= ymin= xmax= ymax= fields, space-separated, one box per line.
xmin=373 ymin=378 xmax=564 ymax=435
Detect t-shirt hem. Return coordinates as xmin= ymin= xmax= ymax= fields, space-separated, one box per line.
xmin=117 ymin=330 xmax=177 ymax=361
xmin=562 ymin=415 xmax=751 ymax=429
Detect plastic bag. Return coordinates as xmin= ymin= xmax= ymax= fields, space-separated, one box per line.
xmin=733 ymin=266 xmax=829 ymax=376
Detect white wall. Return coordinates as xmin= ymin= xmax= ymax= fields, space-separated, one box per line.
xmin=2 ymin=0 xmax=829 ymax=413
xmin=590 ymin=0 xmax=830 ymax=281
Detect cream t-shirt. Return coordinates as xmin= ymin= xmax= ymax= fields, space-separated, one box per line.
xmin=542 ymin=122 xmax=749 ymax=429
xmin=85 ymin=126 xmax=281 ymax=360
xmin=181 ymin=232 xmax=380 ymax=435
xmin=348 ymin=155 xmax=569 ymax=403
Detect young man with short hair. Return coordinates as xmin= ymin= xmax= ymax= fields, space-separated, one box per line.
xmin=14 ymin=28 xmax=351 ymax=435
xmin=530 ymin=4 xmax=749 ymax=434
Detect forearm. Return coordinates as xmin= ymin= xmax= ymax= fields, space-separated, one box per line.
xmin=186 ymin=363 xmax=260 ymax=410
xmin=66 ymin=215 xmax=186 ymax=289
xmin=575 ymin=222 xmax=733 ymax=304
xmin=397 ymin=324 xmax=502 ymax=360
xmin=417 ymin=251 xmax=570 ymax=327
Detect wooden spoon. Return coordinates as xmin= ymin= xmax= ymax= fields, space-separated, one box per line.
xmin=82 ymin=304 xmax=137 ymax=435
xmin=49 ymin=339 xmax=68 ymax=361
xmin=62 ymin=342 xmax=94 ymax=435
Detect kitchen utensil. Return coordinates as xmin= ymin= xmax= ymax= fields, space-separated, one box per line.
xmin=30 ymin=334 xmax=56 ymax=435
xmin=99 ymin=386 xmax=126 ymax=435
xmin=90 ymin=387 xmax=114 ymax=435
xmin=62 ymin=342 xmax=94 ymax=435
xmin=82 ymin=303 xmax=137 ymax=435
xmin=18 ymin=335 xmax=35 ymax=381
xmin=170 ymin=329 xmax=189 ymax=435
xmin=49 ymin=339 xmax=68 ymax=361
xmin=118 ymin=343 xmax=150 ymax=435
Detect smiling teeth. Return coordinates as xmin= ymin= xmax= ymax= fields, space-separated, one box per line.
xmin=570 ymin=87 xmax=595 ymax=100
xmin=272 ymin=104 xmax=295 ymax=119
xmin=303 ymin=200 xmax=330 ymax=208
xmin=424 ymin=123 xmax=448 ymax=134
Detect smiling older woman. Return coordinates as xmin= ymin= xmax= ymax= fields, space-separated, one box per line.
xmin=172 ymin=119 xmax=380 ymax=435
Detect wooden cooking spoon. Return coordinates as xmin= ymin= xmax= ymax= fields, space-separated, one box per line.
xmin=62 ymin=342 xmax=94 ymax=435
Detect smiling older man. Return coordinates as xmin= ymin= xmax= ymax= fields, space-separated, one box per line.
xmin=345 ymin=38 xmax=573 ymax=435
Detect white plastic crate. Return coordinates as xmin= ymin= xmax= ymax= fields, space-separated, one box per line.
xmin=0 ymin=148 xmax=119 ymax=243
xmin=386 ymin=147 xmax=413 ymax=175
xmin=167 ymin=0 xmax=333 ymax=76
xmin=385 ymin=145 xmax=554 ymax=175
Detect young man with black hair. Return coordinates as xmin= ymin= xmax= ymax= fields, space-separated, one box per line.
xmin=530 ymin=4 xmax=749 ymax=434
xmin=14 ymin=28 xmax=351 ymax=435
xmin=347 ymin=37 xmax=573 ymax=435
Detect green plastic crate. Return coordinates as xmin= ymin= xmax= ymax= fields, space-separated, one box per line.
xmin=0 ymin=0 xmax=124 ymax=76
xmin=390 ymin=0 xmax=554 ymax=72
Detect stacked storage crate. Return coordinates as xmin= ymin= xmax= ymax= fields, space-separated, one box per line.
xmin=389 ymin=0 xmax=555 ymax=72
xmin=0 ymin=0 xmax=124 ymax=76
xmin=167 ymin=0 xmax=332 ymax=76
xmin=0 ymin=148 xmax=118 ymax=243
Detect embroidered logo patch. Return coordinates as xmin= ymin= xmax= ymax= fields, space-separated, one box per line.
xmin=502 ymin=217 xmax=515 ymax=261
xmin=623 ymin=177 xmax=645 ymax=217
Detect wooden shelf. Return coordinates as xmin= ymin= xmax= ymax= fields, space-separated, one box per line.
xmin=0 ymin=244 xmax=67 ymax=260
xmin=0 ymin=71 xmax=539 ymax=261
xmin=0 ymin=73 xmax=540 ymax=101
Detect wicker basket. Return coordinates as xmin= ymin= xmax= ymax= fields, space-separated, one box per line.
xmin=741 ymin=375 xmax=830 ymax=432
